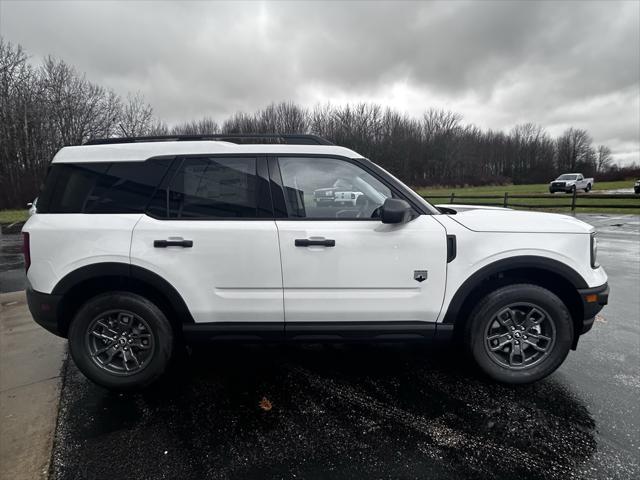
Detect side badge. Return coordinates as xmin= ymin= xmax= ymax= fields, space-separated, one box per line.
xmin=414 ymin=270 xmax=428 ymax=283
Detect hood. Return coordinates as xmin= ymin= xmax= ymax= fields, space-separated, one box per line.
xmin=450 ymin=209 xmax=594 ymax=234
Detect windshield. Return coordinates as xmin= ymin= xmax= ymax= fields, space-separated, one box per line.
xmin=557 ymin=174 xmax=578 ymax=180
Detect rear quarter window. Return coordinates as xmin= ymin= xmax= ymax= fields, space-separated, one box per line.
xmin=37 ymin=159 xmax=172 ymax=213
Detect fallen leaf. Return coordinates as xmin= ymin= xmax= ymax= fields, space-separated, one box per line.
xmin=595 ymin=314 xmax=607 ymax=324
xmin=259 ymin=397 xmax=273 ymax=411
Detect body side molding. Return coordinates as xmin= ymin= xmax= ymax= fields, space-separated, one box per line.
xmin=182 ymin=321 xmax=450 ymax=343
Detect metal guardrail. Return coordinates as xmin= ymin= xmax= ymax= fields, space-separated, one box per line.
xmin=422 ymin=191 xmax=640 ymax=211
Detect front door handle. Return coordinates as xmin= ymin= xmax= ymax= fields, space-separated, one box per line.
xmin=154 ymin=239 xmax=193 ymax=248
xmin=295 ymin=238 xmax=336 ymax=247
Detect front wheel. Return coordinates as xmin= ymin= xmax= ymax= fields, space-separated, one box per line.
xmin=465 ymin=284 xmax=573 ymax=384
xmin=68 ymin=292 xmax=174 ymax=391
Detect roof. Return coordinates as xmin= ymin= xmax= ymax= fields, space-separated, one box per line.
xmin=51 ymin=141 xmax=364 ymax=163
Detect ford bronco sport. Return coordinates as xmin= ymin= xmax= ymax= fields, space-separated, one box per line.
xmin=23 ymin=134 xmax=609 ymax=390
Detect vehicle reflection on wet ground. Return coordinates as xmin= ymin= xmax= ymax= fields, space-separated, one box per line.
xmin=10 ymin=214 xmax=639 ymax=479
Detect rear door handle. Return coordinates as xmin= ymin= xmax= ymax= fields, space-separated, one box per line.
xmin=295 ymin=238 xmax=336 ymax=247
xmin=154 ymin=239 xmax=193 ymax=248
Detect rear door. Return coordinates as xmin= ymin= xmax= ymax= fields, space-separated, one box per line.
xmin=270 ymin=155 xmax=448 ymax=325
xmin=130 ymin=155 xmax=284 ymax=324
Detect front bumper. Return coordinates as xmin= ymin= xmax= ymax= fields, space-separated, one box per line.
xmin=26 ymin=285 xmax=65 ymax=337
xmin=577 ymin=282 xmax=609 ymax=335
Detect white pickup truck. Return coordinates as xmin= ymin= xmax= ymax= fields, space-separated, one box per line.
xmin=549 ymin=173 xmax=594 ymax=193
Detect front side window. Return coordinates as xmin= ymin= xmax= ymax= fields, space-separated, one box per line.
xmin=277 ymin=157 xmax=394 ymax=219
xmin=157 ymin=157 xmax=262 ymax=219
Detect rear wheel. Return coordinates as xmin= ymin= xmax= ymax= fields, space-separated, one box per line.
xmin=68 ymin=292 xmax=174 ymax=391
xmin=585 ymin=183 xmax=591 ymax=192
xmin=465 ymin=284 xmax=573 ymax=384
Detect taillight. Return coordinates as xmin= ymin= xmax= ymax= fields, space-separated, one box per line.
xmin=22 ymin=232 xmax=31 ymax=272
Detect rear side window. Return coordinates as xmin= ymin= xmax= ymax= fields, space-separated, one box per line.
xmin=150 ymin=157 xmax=266 ymax=219
xmin=38 ymin=159 xmax=171 ymax=213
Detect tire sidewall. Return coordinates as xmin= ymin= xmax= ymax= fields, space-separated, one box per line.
xmin=68 ymin=292 xmax=174 ymax=391
xmin=466 ymin=284 xmax=574 ymax=384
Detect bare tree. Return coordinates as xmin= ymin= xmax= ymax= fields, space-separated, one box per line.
xmin=556 ymin=127 xmax=593 ymax=173
xmin=41 ymin=57 xmax=121 ymax=144
xmin=423 ymin=108 xmax=463 ymax=137
xmin=171 ymin=117 xmax=219 ymax=135
xmin=596 ymin=145 xmax=613 ymax=172
xmin=119 ymin=92 xmax=154 ymax=137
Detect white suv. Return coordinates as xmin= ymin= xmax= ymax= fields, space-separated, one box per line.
xmin=23 ymin=134 xmax=609 ymax=390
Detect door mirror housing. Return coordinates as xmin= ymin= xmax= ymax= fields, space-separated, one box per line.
xmin=381 ymin=198 xmax=412 ymax=224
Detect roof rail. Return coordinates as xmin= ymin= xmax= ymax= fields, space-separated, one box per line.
xmin=83 ymin=134 xmax=333 ymax=146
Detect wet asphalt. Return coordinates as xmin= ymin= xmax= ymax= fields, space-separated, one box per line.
xmin=0 ymin=230 xmax=26 ymax=293
xmin=2 ymin=215 xmax=639 ymax=479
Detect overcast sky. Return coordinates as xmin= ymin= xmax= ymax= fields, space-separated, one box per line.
xmin=1 ymin=0 xmax=638 ymax=164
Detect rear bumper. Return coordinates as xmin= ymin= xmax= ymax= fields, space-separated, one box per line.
xmin=26 ymin=285 xmax=65 ymax=337
xmin=577 ymin=282 xmax=609 ymax=335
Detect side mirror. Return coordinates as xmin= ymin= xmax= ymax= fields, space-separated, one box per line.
xmin=381 ymin=198 xmax=412 ymax=224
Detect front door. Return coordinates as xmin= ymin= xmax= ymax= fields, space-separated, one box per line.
xmin=271 ymin=156 xmax=448 ymax=324
xmin=130 ymin=155 xmax=283 ymax=324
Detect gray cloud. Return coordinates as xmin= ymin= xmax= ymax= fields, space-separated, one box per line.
xmin=1 ymin=0 xmax=638 ymax=164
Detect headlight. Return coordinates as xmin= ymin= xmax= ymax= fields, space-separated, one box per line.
xmin=591 ymin=232 xmax=599 ymax=268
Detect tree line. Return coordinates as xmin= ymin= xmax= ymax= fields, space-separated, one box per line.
xmin=1 ymin=38 xmax=634 ymax=209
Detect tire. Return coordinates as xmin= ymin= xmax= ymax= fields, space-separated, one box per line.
xmin=585 ymin=184 xmax=591 ymax=192
xmin=464 ymin=284 xmax=573 ymax=384
xmin=68 ymin=292 xmax=174 ymax=391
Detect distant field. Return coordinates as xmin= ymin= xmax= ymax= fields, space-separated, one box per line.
xmin=0 ymin=209 xmax=29 ymax=225
xmin=416 ymin=179 xmax=635 ymax=196
xmin=416 ymin=180 xmax=640 ymax=214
